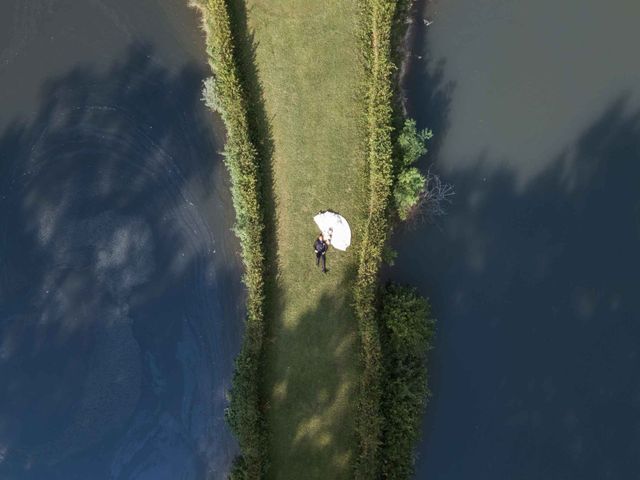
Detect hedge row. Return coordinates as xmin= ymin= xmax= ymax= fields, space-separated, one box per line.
xmin=353 ymin=1 xmax=398 ymax=478
xmin=379 ymin=284 xmax=435 ymax=479
xmin=355 ymin=1 xmax=436 ymax=478
xmin=191 ymin=1 xmax=267 ymax=478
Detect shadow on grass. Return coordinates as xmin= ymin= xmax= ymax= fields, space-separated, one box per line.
xmin=225 ymin=0 xmax=285 ymax=392
xmin=222 ymin=3 xmax=370 ymax=478
xmin=263 ymin=272 xmax=361 ymax=479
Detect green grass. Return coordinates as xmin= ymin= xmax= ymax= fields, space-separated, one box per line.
xmin=241 ymin=1 xmax=369 ymax=478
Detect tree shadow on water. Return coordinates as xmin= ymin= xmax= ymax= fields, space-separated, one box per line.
xmin=392 ymin=93 xmax=640 ymax=479
xmin=0 ymin=44 xmax=243 ymax=479
xmin=400 ymin=0 xmax=455 ymax=162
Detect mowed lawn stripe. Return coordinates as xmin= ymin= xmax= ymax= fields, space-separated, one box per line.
xmin=244 ymin=1 xmax=366 ymax=478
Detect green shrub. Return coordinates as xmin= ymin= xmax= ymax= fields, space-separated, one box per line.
xmin=382 ymin=245 xmax=398 ymax=266
xmin=397 ymin=119 xmax=432 ymax=167
xmin=394 ymin=167 xmax=425 ymax=220
xmin=192 ymin=1 xmax=267 ymax=478
xmin=380 ymin=284 xmax=435 ymax=479
xmin=393 ymin=119 xmax=432 ymax=219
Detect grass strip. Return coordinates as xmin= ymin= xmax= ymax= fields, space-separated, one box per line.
xmin=240 ymin=1 xmax=367 ymax=477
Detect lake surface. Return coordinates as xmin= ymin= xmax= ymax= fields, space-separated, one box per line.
xmin=0 ymin=1 xmax=243 ymax=478
xmin=396 ymin=0 xmax=640 ymax=478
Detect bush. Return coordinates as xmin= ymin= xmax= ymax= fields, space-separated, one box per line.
xmin=192 ymin=1 xmax=267 ymax=478
xmin=397 ymin=119 xmax=432 ymax=167
xmin=354 ymin=18 xmax=438 ymax=466
xmin=382 ymin=245 xmax=398 ymax=266
xmin=393 ymin=119 xmax=432 ymax=219
xmin=380 ymin=284 xmax=435 ymax=479
xmin=394 ymin=167 xmax=425 ymax=221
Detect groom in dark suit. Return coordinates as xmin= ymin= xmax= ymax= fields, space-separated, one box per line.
xmin=313 ymin=234 xmax=328 ymax=273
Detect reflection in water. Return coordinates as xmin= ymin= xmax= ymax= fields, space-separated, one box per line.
xmin=396 ymin=0 xmax=640 ymax=478
xmin=0 ymin=7 xmax=242 ymax=478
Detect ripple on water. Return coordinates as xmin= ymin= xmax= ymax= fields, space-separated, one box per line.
xmin=0 ymin=59 xmax=237 ymax=476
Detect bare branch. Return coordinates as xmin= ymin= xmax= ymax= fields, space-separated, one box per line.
xmin=416 ymin=168 xmax=455 ymax=223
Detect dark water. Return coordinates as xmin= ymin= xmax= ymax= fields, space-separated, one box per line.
xmin=0 ymin=1 xmax=243 ymax=478
xmin=396 ymin=0 xmax=640 ymax=478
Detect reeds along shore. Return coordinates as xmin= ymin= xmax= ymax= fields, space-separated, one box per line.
xmin=352 ymin=0 xmax=397 ymax=477
xmin=192 ymin=0 xmax=268 ymax=477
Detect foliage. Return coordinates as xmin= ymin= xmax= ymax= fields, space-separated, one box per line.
xmin=394 ymin=167 xmax=426 ymax=221
xmin=382 ymin=245 xmax=398 ymax=266
xmin=202 ymin=76 xmax=222 ymax=114
xmin=379 ymin=284 xmax=435 ymax=479
xmin=397 ymin=119 xmax=432 ymax=167
xmin=393 ymin=119 xmax=432 ymax=220
xmin=355 ymin=3 xmax=438 ymax=477
xmin=192 ymin=0 xmax=267 ymax=478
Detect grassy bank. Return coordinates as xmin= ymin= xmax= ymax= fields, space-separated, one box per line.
xmin=192 ymin=0 xmax=268 ymax=477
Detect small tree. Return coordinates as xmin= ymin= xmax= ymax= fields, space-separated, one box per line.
xmin=393 ymin=119 xmax=432 ymax=220
xmin=379 ymin=284 xmax=435 ymax=479
xmin=394 ymin=167 xmax=425 ymax=221
xmin=397 ymin=119 xmax=432 ymax=167
xmin=394 ymin=119 xmax=454 ymax=222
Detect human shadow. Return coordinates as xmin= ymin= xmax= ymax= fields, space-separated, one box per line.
xmin=0 ymin=44 xmax=243 ymax=479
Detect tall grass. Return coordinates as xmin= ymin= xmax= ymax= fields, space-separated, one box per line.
xmin=353 ymin=0 xmax=398 ymax=478
xmin=191 ymin=0 xmax=267 ymax=478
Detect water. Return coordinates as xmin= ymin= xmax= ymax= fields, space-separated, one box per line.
xmin=396 ymin=0 xmax=640 ymax=478
xmin=0 ymin=1 xmax=243 ymax=478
